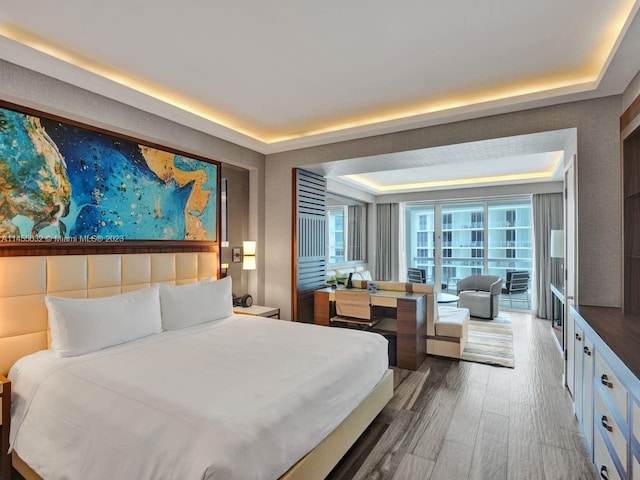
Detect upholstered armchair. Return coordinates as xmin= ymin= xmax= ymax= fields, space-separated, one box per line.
xmin=456 ymin=275 xmax=503 ymax=319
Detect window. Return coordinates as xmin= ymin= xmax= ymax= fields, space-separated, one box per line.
xmin=326 ymin=195 xmax=367 ymax=265
xmin=471 ymin=212 xmax=484 ymax=228
xmin=406 ymin=198 xmax=533 ymax=308
xmin=327 ymin=207 xmax=345 ymax=264
xmin=471 ymin=230 xmax=484 ymax=245
xmin=487 ymin=199 xmax=532 ymax=295
xmin=405 ymin=205 xmax=435 ymax=282
xmin=439 ymin=203 xmax=485 ymax=288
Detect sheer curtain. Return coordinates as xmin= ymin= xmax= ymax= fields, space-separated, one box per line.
xmin=532 ymin=193 xmax=563 ymax=319
xmin=376 ymin=203 xmax=399 ymax=281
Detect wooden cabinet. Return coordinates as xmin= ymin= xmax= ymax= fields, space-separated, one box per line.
xmin=584 ymin=335 xmax=595 ymax=453
xmin=573 ymin=322 xmax=595 ymax=455
xmin=596 ymin=430 xmax=622 ymax=480
xmin=567 ymin=304 xmax=577 ymax=397
xmin=571 ymin=306 xmax=640 ymax=479
xmin=574 ymin=323 xmax=585 ymax=425
xmin=0 ymin=376 xmax=10 ymax=480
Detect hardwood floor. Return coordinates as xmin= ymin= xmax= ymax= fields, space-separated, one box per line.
xmin=327 ymin=311 xmax=598 ymax=480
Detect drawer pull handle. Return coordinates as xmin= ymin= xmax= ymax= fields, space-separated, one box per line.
xmin=601 ymin=415 xmax=613 ymax=432
xmin=600 ymin=465 xmax=610 ymax=480
xmin=583 ymin=346 xmax=591 ymax=356
xmin=601 ymin=374 xmax=613 ymax=388
xmin=575 ymin=333 xmax=582 ymax=341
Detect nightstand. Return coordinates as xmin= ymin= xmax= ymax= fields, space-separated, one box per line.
xmin=0 ymin=376 xmax=10 ymax=480
xmin=234 ymin=305 xmax=280 ymax=319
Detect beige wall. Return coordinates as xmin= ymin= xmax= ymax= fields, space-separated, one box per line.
xmin=222 ymin=164 xmax=252 ymax=297
xmin=0 ymin=59 xmax=268 ymax=302
xmin=266 ymin=96 xmax=622 ymax=319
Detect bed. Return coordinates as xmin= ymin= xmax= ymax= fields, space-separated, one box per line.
xmin=0 ymin=253 xmax=393 ymax=480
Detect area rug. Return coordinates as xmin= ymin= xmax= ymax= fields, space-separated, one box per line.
xmin=460 ymin=313 xmax=515 ymax=368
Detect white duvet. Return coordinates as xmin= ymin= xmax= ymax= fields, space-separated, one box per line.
xmin=9 ymin=315 xmax=388 ymax=480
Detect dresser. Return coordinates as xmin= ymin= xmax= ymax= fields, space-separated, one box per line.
xmin=571 ymin=305 xmax=640 ymax=479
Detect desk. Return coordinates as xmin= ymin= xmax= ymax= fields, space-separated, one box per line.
xmin=314 ymin=287 xmax=426 ymax=370
xmin=437 ymin=293 xmax=459 ymax=304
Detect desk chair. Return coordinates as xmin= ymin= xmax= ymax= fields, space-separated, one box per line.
xmin=331 ymin=290 xmax=381 ymax=329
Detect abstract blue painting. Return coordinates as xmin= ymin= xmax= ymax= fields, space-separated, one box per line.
xmin=0 ymin=105 xmax=217 ymax=241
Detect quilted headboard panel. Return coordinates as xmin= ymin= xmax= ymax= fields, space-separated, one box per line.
xmin=0 ymin=252 xmax=218 ymax=376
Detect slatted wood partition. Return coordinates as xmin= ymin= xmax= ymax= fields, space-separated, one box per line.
xmin=293 ymin=169 xmax=326 ymax=322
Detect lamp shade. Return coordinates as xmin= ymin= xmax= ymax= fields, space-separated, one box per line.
xmin=550 ymin=230 xmax=564 ymax=258
xmin=243 ymin=241 xmax=256 ymax=256
xmin=242 ymin=255 xmax=256 ymax=271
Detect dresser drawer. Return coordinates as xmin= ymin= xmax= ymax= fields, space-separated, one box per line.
xmin=595 ymin=387 xmax=627 ymax=474
xmin=596 ymin=352 xmax=628 ymax=422
xmin=595 ymin=430 xmax=622 ymax=480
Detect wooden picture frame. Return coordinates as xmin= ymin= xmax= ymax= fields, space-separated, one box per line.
xmin=0 ymin=100 xmax=221 ymax=256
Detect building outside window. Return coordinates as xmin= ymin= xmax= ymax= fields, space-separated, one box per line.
xmin=405 ymin=197 xmax=532 ymax=309
xmin=327 ymin=206 xmax=345 ymax=264
xmin=440 ymin=203 xmax=484 ymax=289
xmin=487 ymin=200 xmax=532 ymax=291
xmin=405 ymin=208 xmax=435 ymax=282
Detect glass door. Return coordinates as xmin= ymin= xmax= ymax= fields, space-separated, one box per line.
xmin=441 ymin=203 xmax=484 ymax=291
xmin=405 ymin=206 xmax=436 ymax=283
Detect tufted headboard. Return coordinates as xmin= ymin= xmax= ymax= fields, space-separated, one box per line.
xmin=0 ymin=252 xmax=218 ymax=376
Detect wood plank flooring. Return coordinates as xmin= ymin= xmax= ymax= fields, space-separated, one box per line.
xmin=327 ymin=311 xmax=598 ymax=480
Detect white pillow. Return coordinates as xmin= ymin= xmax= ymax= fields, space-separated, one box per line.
xmin=159 ymin=276 xmax=234 ymax=330
xmin=45 ymin=285 xmax=162 ymax=357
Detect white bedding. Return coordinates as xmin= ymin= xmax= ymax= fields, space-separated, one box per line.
xmin=9 ymin=315 xmax=388 ymax=480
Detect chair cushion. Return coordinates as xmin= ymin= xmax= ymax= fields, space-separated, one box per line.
xmin=458 ymin=291 xmax=492 ymax=318
xmin=436 ymin=306 xmax=470 ymax=338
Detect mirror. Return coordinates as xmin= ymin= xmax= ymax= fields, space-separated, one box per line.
xmin=220 ymin=164 xmax=249 ymax=293
xmin=326 ymin=193 xmax=367 ymax=264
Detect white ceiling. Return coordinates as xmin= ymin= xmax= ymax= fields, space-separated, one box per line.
xmin=0 ymin=2 xmax=638 ymax=193
xmin=309 ymin=129 xmax=573 ymax=194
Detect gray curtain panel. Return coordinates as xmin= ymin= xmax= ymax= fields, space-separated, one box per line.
xmin=376 ymin=203 xmax=399 ymax=281
xmin=532 ymin=193 xmax=563 ymax=319
xmin=347 ymin=204 xmax=362 ymax=261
